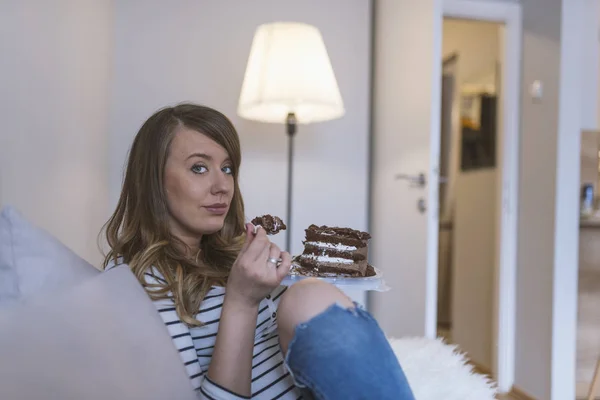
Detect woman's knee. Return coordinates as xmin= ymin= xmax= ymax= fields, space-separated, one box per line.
xmin=277 ymin=278 xmax=354 ymax=353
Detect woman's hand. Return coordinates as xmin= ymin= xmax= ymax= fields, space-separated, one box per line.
xmin=209 ymin=222 xmax=291 ymax=396
xmin=226 ymin=223 xmax=292 ymax=306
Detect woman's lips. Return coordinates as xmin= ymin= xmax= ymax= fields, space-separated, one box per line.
xmin=204 ymin=204 xmax=228 ymax=215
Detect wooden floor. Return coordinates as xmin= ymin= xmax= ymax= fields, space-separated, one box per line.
xmin=437 ymin=325 xmax=600 ymax=400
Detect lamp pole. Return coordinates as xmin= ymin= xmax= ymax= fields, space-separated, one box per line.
xmin=285 ymin=112 xmax=297 ymax=253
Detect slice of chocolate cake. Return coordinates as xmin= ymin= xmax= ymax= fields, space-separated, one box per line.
xmin=251 ymin=215 xmax=287 ymax=235
xmin=297 ymin=224 xmax=371 ymax=276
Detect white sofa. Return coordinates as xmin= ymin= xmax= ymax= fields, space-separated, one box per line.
xmin=0 ymin=206 xmax=497 ymax=400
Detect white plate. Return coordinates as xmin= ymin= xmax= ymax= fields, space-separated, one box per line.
xmin=280 ymin=263 xmax=390 ymax=292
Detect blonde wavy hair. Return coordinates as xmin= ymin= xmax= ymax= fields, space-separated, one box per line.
xmin=102 ymin=103 xmax=245 ymax=326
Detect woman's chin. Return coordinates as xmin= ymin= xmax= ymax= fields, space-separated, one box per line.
xmin=198 ymin=222 xmax=225 ymax=235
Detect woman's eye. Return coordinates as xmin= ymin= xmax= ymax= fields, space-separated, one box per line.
xmin=222 ymin=166 xmax=233 ymax=175
xmin=191 ymin=164 xmax=208 ymax=174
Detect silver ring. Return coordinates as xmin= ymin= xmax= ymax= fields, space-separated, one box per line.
xmin=267 ymin=257 xmax=282 ymax=265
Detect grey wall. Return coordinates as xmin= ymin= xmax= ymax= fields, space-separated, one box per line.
xmin=514 ymin=0 xmax=561 ymax=396
xmin=515 ymin=0 xmax=583 ymax=398
xmin=0 ymin=0 xmax=112 ymax=265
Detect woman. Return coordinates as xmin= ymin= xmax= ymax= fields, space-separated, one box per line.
xmin=102 ymin=103 xmax=415 ymax=400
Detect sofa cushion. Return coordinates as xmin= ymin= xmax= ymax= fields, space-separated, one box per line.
xmin=0 ymin=205 xmax=98 ymax=304
xmin=0 ymin=266 xmax=197 ymax=400
xmin=0 ymin=212 xmax=18 ymax=306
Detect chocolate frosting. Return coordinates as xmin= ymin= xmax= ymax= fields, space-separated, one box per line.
xmin=305 ymin=224 xmax=371 ymax=240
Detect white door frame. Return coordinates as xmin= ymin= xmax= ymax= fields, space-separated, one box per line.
xmin=432 ymin=0 xmax=522 ymax=393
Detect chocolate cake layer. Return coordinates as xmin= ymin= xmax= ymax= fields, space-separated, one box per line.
xmin=292 ymin=264 xmax=376 ymax=278
xmin=297 ymin=256 xmax=368 ymax=276
xmin=302 ymin=244 xmax=367 ymax=261
xmin=304 ymin=230 xmax=367 ymax=248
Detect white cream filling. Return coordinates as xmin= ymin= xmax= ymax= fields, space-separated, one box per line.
xmin=305 ymin=241 xmax=357 ymax=251
xmin=299 ymin=254 xmax=354 ymax=264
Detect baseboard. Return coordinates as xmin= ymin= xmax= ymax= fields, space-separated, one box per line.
xmin=509 ymin=386 xmax=536 ymax=400
xmin=468 ymin=359 xmax=594 ymax=399
xmin=504 ymin=382 xmax=598 ymax=400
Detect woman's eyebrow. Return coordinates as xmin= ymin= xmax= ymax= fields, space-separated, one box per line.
xmin=186 ymin=153 xmax=212 ymax=161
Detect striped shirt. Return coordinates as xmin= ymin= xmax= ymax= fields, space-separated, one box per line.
xmin=106 ymin=262 xmax=301 ymax=400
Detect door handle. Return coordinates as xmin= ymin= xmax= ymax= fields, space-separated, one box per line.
xmin=395 ymin=173 xmax=449 ymax=187
xmin=395 ymin=173 xmax=426 ymax=188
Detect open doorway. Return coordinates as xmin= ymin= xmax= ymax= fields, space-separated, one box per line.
xmin=436 ymin=17 xmax=504 ymax=377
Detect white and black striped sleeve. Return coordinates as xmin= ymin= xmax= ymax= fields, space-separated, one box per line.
xmin=146 ymin=272 xmax=249 ymax=400
xmin=198 ymin=376 xmax=252 ymax=400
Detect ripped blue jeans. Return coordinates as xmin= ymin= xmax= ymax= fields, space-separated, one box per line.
xmin=284 ymin=303 xmax=416 ymax=400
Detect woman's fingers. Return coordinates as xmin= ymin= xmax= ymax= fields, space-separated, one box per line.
xmin=276 ymin=251 xmax=292 ymax=280
xmin=240 ymin=223 xmax=255 ymax=253
xmin=266 ymin=243 xmax=282 ymax=267
xmin=235 ymin=226 xmax=290 ymax=289
xmin=244 ymin=227 xmax=268 ymax=260
xmin=256 ymin=239 xmax=272 ymax=264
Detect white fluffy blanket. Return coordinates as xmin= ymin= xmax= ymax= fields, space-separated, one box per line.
xmin=389 ymin=337 xmax=497 ymax=400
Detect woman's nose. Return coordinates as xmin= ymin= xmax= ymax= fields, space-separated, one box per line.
xmin=211 ymin=171 xmax=230 ymax=194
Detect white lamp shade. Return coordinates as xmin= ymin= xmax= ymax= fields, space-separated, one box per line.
xmin=237 ymin=22 xmax=345 ymax=124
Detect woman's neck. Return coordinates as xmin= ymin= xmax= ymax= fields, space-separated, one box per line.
xmin=172 ymin=235 xmax=202 ymax=259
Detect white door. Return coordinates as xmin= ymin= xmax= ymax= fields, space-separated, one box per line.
xmin=369 ymin=0 xmax=442 ymax=338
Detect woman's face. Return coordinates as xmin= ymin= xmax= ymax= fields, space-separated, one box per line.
xmin=164 ymin=127 xmax=235 ymax=249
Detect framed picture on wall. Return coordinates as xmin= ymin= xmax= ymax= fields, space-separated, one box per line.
xmin=460 ymin=92 xmax=497 ymax=171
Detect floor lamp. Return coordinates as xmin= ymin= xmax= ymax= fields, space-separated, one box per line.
xmin=237 ymin=22 xmax=345 ymax=252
